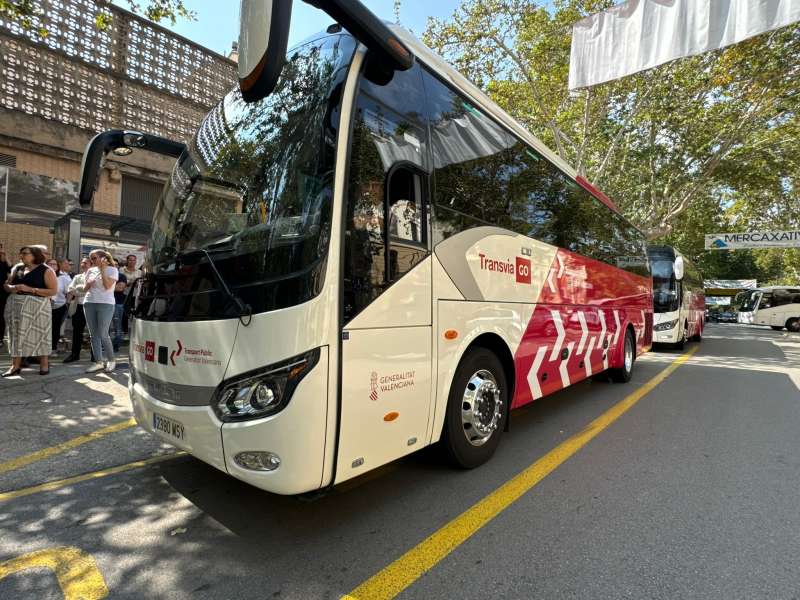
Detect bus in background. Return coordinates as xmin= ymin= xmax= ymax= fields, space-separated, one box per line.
xmin=648 ymin=246 xmax=705 ymax=349
xmin=77 ymin=1 xmax=652 ymax=495
xmin=737 ymin=287 xmax=800 ymax=332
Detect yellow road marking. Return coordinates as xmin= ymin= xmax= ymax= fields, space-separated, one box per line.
xmin=343 ymin=347 xmax=699 ymax=600
xmin=0 ymin=546 xmax=108 ymax=599
xmin=0 ymin=452 xmax=185 ymax=502
xmin=0 ymin=418 xmax=137 ymax=475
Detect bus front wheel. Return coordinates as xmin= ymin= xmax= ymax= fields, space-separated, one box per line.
xmin=442 ymin=348 xmax=508 ymax=469
xmin=690 ymin=320 xmax=703 ymax=342
xmin=787 ymin=319 xmax=800 ymax=333
xmin=674 ymin=321 xmax=688 ymax=350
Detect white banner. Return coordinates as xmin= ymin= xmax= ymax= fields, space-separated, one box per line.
xmin=569 ymin=0 xmax=800 ymax=90
xmin=705 ymin=231 xmax=800 ymax=250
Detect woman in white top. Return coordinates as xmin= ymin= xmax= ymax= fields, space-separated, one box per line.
xmin=83 ymin=249 xmax=119 ymax=373
xmin=46 ymin=258 xmax=72 ymax=354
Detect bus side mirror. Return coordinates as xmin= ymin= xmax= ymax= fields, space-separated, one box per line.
xmin=78 ymin=130 xmax=186 ymax=207
xmin=239 ymin=0 xmax=293 ymax=103
xmin=674 ymin=255 xmax=685 ymax=280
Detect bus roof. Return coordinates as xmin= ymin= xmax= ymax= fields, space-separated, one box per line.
xmin=387 ymin=24 xmax=624 ymax=216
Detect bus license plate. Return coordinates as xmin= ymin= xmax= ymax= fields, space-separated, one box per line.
xmin=152 ymin=412 xmax=185 ymax=442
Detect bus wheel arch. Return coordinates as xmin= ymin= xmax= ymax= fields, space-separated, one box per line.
xmin=440 ymin=334 xmax=514 ymax=469
xmin=690 ymin=317 xmax=703 ymax=342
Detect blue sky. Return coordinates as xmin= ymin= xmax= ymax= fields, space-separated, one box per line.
xmin=134 ymin=0 xmax=466 ymax=57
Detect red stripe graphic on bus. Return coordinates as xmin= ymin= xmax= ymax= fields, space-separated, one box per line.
xmin=511 ymin=249 xmax=651 ymax=409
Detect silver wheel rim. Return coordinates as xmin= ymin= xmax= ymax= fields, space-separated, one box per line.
xmin=624 ymin=336 xmax=633 ymax=372
xmin=460 ymin=369 xmax=502 ymax=447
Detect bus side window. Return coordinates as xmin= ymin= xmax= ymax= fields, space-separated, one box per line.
xmin=343 ymin=64 xmax=429 ymax=324
xmin=387 ymin=165 xmax=427 ymax=281
xmin=420 ymin=67 xmax=515 ymax=243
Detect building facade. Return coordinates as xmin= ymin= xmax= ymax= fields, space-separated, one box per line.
xmin=0 ymin=0 xmax=235 ymax=259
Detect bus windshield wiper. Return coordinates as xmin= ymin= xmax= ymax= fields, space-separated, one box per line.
xmin=181 ymin=247 xmax=253 ymax=326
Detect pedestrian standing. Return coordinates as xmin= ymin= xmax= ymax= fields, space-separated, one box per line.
xmin=0 ymin=246 xmax=10 ymax=347
xmin=83 ymin=249 xmax=118 ymax=373
xmin=63 ymin=257 xmax=92 ymax=363
xmin=120 ymin=254 xmax=141 ymax=335
xmin=110 ymin=259 xmax=128 ymax=352
xmin=46 ymin=258 xmax=71 ymax=356
xmin=60 ymin=258 xmax=74 ymax=278
xmin=2 ymin=246 xmax=57 ymax=376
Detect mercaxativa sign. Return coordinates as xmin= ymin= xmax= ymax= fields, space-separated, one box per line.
xmin=705 ymin=231 xmax=800 ymax=250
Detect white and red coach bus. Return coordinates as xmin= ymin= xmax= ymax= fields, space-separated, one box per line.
xmin=78 ymin=0 xmax=652 ymax=494
xmin=648 ymin=246 xmax=705 ymax=348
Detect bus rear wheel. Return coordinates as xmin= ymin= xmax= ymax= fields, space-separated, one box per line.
xmin=442 ymin=348 xmax=508 ymax=469
xmin=609 ymin=329 xmax=635 ymax=383
xmin=787 ymin=318 xmax=800 ymax=333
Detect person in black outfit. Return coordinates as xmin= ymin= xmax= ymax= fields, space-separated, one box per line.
xmin=0 ymin=246 xmax=10 ymax=346
xmin=2 ymin=246 xmax=57 ymax=376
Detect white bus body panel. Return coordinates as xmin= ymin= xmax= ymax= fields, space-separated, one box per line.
xmin=131 ymin=384 xmax=227 ymax=473
xmin=221 ymin=346 xmax=330 ymax=494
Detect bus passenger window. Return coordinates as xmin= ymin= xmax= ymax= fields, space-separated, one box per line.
xmin=388 ymin=167 xmax=424 ymax=244
xmin=343 ymin=65 xmax=429 ymax=323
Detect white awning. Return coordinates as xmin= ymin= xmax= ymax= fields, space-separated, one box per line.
xmin=569 ymin=0 xmax=800 ymax=90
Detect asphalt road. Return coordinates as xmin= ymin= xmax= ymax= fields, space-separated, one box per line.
xmin=1 ymin=323 xmax=799 ymax=599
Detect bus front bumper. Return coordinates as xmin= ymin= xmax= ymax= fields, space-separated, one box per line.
xmin=130 ymin=346 xmax=330 ymax=495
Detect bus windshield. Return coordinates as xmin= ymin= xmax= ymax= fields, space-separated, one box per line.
xmin=651 ymin=255 xmax=679 ymax=313
xmin=738 ymin=290 xmax=761 ymax=312
xmin=140 ymin=34 xmax=356 ymax=321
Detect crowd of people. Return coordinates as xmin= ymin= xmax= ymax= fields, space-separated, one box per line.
xmin=0 ymin=243 xmax=142 ymax=377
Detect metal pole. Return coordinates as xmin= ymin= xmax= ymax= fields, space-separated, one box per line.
xmin=2 ymin=167 xmax=7 ymax=222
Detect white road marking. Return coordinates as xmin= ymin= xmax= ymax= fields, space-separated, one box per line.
xmin=584 ymin=337 xmax=596 ymax=376
xmin=559 ymin=342 xmax=575 ymax=388
xmin=526 ymin=345 xmax=549 ymax=400
xmin=549 ymin=310 xmax=566 ymax=361
xmin=577 ymin=311 xmax=588 ymax=355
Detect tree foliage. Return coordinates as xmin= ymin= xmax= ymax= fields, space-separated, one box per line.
xmin=424 ymin=0 xmax=800 ymax=281
xmin=0 ymin=0 xmax=195 ymax=34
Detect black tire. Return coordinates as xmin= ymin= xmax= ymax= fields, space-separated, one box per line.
xmin=609 ymin=329 xmax=635 ymax=383
xmin=771 ymin=325 xmax=785 ymax=331
xmin=442 ymin=347 xmax=508 ymax=469
xmin=787 ymin=319 xmax=800 ymax=333
xmin=674 ymin=321 xmax=688 ymax=350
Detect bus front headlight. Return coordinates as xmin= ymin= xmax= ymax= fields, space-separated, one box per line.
xmin=653 ymin=319 xmax=679 ymax=332
xmin=213 ymin=348 xmax=320 ymax=422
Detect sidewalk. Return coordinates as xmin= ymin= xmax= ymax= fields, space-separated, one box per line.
xmin=0 ymin=341 xmax=130 ymax=381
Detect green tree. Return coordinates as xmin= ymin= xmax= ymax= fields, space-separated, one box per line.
xmin=424 ymin=0 xmax=799 ymax=243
